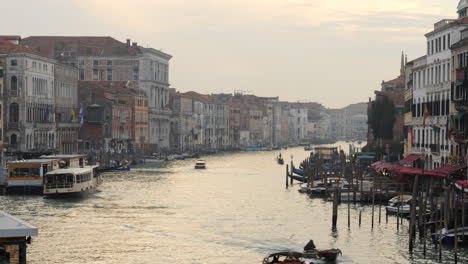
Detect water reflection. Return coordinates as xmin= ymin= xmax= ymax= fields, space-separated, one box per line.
xmin=0 ymin=142 xmax=466 ymax=263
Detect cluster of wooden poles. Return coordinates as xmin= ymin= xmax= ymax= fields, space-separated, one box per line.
xmin=285 ymin=155 xmax=468 ymax=263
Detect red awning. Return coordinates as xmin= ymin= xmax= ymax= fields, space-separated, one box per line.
xmin=399 ymin=154 xmax=422 ymax=164
xmin=430 ymin=165 xmax=464 ymax=175
xmin=392 ymin=166 xmax=446 ymax=178
xmin=455 ymin=180 xmax=468 ymax=191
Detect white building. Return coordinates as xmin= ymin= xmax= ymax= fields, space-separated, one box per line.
xmin=289 ymin=105 xmax=308 ymax=142
xmin=411 ymin=1 xmax=468 ymax=168
xmin=0 ymin=39 xmax=57 ymax=154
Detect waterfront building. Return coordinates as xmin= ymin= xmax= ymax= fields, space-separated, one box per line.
xmin=21 ymin=36 xmax=172 ymax=153
xmin=450 ymin=26 xmax=468 ymax=164
xmin=169 ymin=90 xmax=198 ymax=152
xmin=78 ymin=81 xmax=147 ymax=154
xmin=288 ymin=103 xmax=308 ymax=143
xmin=329 ymin=108 xmax=345 ymax=141
xmin=54 ymin=63 xmax=79 ymax=154
xmin=0 ymin=38 xmax=57 ymax=155
xmin=343 ymin=103 xmax=368 ymax=141
xmin=403 ymin=57 xmax=418 ymax=157
xmin=408 ymin=3 xmax=468 ymax=168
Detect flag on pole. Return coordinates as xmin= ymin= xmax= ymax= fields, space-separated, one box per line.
xmin=69 ymin=109 xmax=76 ymax=123
xmin=79 ymin=104 xmax=84 ymax=127
xmin=423 ymin=103 xmax=430 ymax=128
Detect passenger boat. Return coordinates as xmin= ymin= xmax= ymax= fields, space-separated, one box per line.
xmin=385 ymin=195 xmax=414 ymax=215
xmin=44 ymin=166 xmax=100 ymax=197
xmin=262 ymin=252 xmax=305 ymax=264
xmin=195 ymin=160 xmax=206 ymax=169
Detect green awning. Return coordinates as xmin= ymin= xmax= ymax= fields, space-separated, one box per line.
xmin=455 ymin=81 xmax=464 ymax=86
xmin=453 ymin=113 xmax=465 ymax=120
xmin=433 ymin=127 xmax=441 ymax=132
xmin=458 ymin=8 xmax=466 ymax=14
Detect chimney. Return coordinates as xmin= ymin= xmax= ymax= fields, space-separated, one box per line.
xmin=132 ymin=42 xmax=138 ymax=47
xmin=126 ymin=39 xmax=131 ymax=47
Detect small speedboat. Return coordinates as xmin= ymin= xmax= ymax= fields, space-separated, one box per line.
xmin=195 ymin=160 xmax=206 ymax=169
xmin=385 ymin=195 xmax=414 ymax=215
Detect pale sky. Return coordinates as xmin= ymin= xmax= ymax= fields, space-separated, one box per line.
xmin=2 ymin=0 xmax=460 ymax=108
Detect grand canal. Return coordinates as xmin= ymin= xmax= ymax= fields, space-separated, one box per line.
xmin=1 ymin=142 xmax=467 ymax=263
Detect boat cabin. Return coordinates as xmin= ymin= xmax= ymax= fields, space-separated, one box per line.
xmin=7 ymin=159 xmax=60 ymax=192
xmin=0 ymin=211 xmax=38 ymax=264
xmin=40 ymin=154 xmax=86 ymax=168
xmin=195 ymin=160 xmax=206 ymax=169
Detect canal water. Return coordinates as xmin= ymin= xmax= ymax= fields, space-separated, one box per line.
xmin=1 ymin=142 xmax=467 ymax=263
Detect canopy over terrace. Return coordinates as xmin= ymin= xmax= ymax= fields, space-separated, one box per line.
xmin=371 ymin=161 xmax=449 ymax=178
xmin=399 ymin=154 xmax=422 ymax=165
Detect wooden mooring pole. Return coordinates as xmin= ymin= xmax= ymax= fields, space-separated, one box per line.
xmin=286 ymin=165 xmax=289 ymax=188
xmin=409 ymin=174 xmax=419 ymax=254
xmin=332 ymin=187 xmax=339 ymax=229
xmin=454 ymin=186 xmax=458 ymax=264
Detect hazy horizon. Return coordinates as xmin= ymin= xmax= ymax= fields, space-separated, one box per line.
xmin=2 ymin=0 xmax=459 ymax=108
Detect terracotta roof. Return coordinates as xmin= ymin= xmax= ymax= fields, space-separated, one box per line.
xmin=22 ymin=36 xmax=142 ymax=57
xmin=0 ymin=39 xmax=50 ymax=58
xmin=382 ymin=75 xmax=405 ymax=86
xmin=78 ymin=81 xmax=146 ymax=97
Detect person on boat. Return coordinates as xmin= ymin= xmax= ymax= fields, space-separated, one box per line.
xmin=304 ymin=240 xmax=316 ymax=251
xmin=279 ymin=153 xmax=282 ymax=158
xmin=271 ymin=255 xmax=279 ymax=263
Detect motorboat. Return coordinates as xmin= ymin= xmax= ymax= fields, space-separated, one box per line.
xmin=298 ymin=183 xmax=309 ymax=193
xmin=277 ymin=157 xmax=284 ymax=165
xmin=385 ymin=195 xmax=414 ymax=215
xmin=304 ymin=146 xmax=312 ymax=151
xmin=195 ymin=160 xmax=206 ymax=169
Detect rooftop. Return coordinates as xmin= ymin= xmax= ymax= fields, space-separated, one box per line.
xmin=8 ymin=159 xmax=60 ymax=165
xmin=0 ymin=211 xmax=38 ymax=238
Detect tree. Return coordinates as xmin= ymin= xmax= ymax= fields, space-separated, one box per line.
xmin=368 ymin=95 xmax=396 ymax=141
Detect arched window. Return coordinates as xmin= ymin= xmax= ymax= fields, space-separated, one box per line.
xmin=10 ymin=134 xmax=17 ymax=145
xmin=11 ymin=76 xmax=17 ymax=91
xmin=9 ymin=103 xmax=19 ymax=122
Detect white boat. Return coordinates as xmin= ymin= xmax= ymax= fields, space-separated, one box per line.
xmin=385 ymin=195 xmax=413 ymax=215
xmin=195 ymin=160 xmax=206 ymax=169
xmin=44 ymin=166 xmax=100 ymax=197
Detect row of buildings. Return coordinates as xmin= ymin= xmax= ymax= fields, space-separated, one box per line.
xmin=369 ymin=0 xmax=468 ymax=169
xmin=0 ymin=36 xmax=171 ymax=157
xmin=0 ymin=35 xmax=367 ymax=158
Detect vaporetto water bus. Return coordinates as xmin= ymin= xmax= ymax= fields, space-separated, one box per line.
xmin=44 ymin=166 xmax=100 ymax=197
xmin=6 ymin=159 xmax=60 ymax=194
